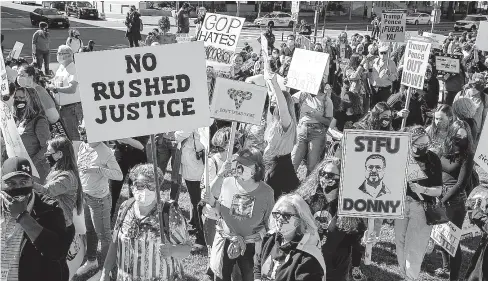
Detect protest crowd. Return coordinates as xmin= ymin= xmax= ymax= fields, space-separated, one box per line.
xmin=3 ymin=3 xmax=488 ymax=281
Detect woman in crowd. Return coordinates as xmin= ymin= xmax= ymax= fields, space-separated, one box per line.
xmin=426 ymin=104 xmax=454 ymax=155
xmin=176 ymin=129 xmax=206 ymax=250
xmin=239 ymin=95 xmax=270 ymax=154
xmin=395 ymin=126 xmax=443 ymax=281
xmin=435 ymin=120 xmax=475 ymax=280
xmin=254 ymin=193 xmax=326 ymax=281
xmin=13 ymin=87 xmax=51 ymax=183
xmin=334 ymin=90 xmax=363 ymax=132
xmin=291 ymin=83 xmax=334 ymax=175
xmin=387 ymin=86 xmax=424 ymax=131
xmin=231 ymin=53 xmax=252 ymax=81
xmin=298 ymin=157 xmax=366 ymax=281
xmin=263 ymin=63 xmax=300 ymax=200
xmin=33 ymin=135 xmax=83 ymax=253
xmin=452 ymin=97 xmax=478 ymax=141
xmin=100 ymin=164 xmax=191 ymax=281
xmin=125 ymin=9 xmax=143 ymax=47
xmin=353 ymin=101 xmax=393 ymax=131
xmin=66 ymin=29 xmax=83 ymax=53
xmin=209 ymin=148 xmax=275 ymax=281
xmin=17 ymin=65 xmax=59 ymax=125
xmin=322 ymin=36 xmax=338 ymax=86
xmin=344 ymin=53 xmax=366 ymax=97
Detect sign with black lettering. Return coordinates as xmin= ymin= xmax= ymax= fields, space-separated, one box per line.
xmin=401 ymin=40 xmax=432 ymax=89
xmin=285 ymin=48 xmax=329 ymax=95
xmin=422 ymin=32 xmax=446 ymax=49
xmin=197 ymin=13 xmax=245 ymax=52
xmin=431 ymin=221 xmax=462 ymax=257
xmin=75 ymin=42 xmax=211 ymax=143
xmin=435 ymin=56 xmax=460 ymax=74
xmin=338 ymin=130 xmax=410 ymax=219
xmin=380 ymin=13 xmax=406 ymax=43
xmin=210 ymin=78 xmax=266 ymax=125
xmin=475 ymin=116 xmax=488 ymax=173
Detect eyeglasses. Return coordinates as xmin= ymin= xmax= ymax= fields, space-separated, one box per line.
xmin=366 ymin=165 xmax=383 ymax=171
xmin=131 ymin=181 xmax=156 ymax=191
xmin=57 ymin=52 xmax=71 ymax=56
xmin=272 ymin=212 xmax=297 ymax=224
xmin=380 ymin=51 xmax=387 ymax=55
xmin=319 ymin=170 xmax=340 ymax=180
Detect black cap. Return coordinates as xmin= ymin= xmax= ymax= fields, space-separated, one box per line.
xmin=2 ymin=157 xmax=33 ymax=181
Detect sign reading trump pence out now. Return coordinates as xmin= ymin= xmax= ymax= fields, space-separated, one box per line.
xmin=75 ymin=41 xmax=211 ymax=143
xmin=401 ymin=40 xmax=432 ymax=89
xmin=338 ymin=130 xmax=410 ymax=219
xmin=380 ymin=13 xmax=406 ymax=42
xmin=285 ymin=49 xmax=329 ymax=95
xmin=210 ymin=78 xmax=267 ymax=125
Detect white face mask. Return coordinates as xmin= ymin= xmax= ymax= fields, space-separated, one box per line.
xmin=17 ymin=76 xmax=34 ymax=88
xmin=275 ymin=216 xmax=298 ymax=237
xmin=234 ymin=163 xmax=254 ymax=182
xmin=133 ymin=189 xmax=156 ymax=207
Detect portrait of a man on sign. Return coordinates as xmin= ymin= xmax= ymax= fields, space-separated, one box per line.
xmin=359 ymin=154 xmax=391 ymax=199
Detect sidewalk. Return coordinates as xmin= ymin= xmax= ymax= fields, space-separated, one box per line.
xmin=103 ymin=12 xmax=197 ymax=27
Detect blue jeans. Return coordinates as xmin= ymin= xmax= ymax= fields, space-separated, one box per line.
xmin=59 ymin=103 xmax=83 ymax=141
xmin=34 ymin=49 xmax=50 ymax=74
xmin=440 ymin=199 xmax=467 ymax=280
xmin=291 ymin=123 xmax=327 ymax=175
xmin=84 ymin=193 xmax=112 ymax=265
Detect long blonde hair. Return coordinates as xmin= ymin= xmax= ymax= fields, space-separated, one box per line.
xmin=14 ymin=87 xmax=45 ymax=122
xmin=269 ymin=193 xmax=318 ymax=235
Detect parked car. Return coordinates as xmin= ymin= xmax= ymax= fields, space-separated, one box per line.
xmin=30 ymin=7 xmax=70 ymax=28
xmin=43 ymin=1 xmax=66 ymax=11
xmin=406 ymin=13 xmax=431 ymax=25
xmin=66 ymin=1 xmax=98 ymax=19
xmin=254 ymin=12 xmax=295 ymax=28
xmin=454 ymin=14 xmax=488 ymax=31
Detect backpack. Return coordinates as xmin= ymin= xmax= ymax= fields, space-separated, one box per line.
xmin=114 ymin=197 xmax=177 ymax=242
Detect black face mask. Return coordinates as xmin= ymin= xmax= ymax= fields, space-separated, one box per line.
xmin=5 ymin=187 xmax=33 ymax=199
xmin=46 ymin=154 xmax=57 ymax=167
xmin=342 ymin=101 xmax=352 ymax=109
xmin=323 ymin=182 xmax=339 ymax=194
xmin=14 ymin=100 xmax=27 ymax=109
xmin=413 ymin=147 xmax=428 ymax=156
xmin=454 ymin=137 xmax=468 ymax=148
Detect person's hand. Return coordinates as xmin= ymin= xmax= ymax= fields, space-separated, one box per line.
xmin=0 ymin=191 xmax=29 ymax=218
xmin=46 ymin=83 xmax=56 ymax=92
xmin=410 ymin=183 xmax=425 ymax=194
xmin=159 ymin=243 xmax=173 ymax=258
xmin=217 ymin=160 xmax=232 ymax=178
xmin=397 ymin=109 xmax=409 ymax=118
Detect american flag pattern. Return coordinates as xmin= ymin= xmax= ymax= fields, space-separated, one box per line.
xmin=115 ymin=203 xmax=190 ymax=281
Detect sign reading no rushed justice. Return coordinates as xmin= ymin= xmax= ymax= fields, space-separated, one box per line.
xmin=75 ymin=42 xmax=211 ymax=143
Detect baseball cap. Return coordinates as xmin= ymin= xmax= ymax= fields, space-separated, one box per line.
xmin=235 ymin=149 xmax=262 ymax=167
xmin=379 ymin=45 xmax=389 ymax=53
xmin=2 ymin=157 xmax=33 ymax=181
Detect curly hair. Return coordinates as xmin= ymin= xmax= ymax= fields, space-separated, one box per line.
xmin=339 ymin=91 xmax=362 ymax=115
xmin=356 ymin=101 xmax=391 ymax=130
xmin=128 ymin=163 xmax=165 ymax=188
xmin=441 ymin=119 xmax=474 ymax=161
xmin=296 ymin=157 xmax=341 ymax=202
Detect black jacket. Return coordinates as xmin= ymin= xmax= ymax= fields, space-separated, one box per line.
xmin=255 ymin=233 xmax=324 ymax=281
xmin=18 ymin=194 xmax=69 ymax=281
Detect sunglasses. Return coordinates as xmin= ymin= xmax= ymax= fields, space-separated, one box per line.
xmin=380 ymin=51 xmax=387 ymax=55
xmin=272 ymin=212 xmax=297 ymax=224
xmin=131 ymin=181 xmax=157 ymax=191
xmin=319 ymin=170 xmax=340 ymax=180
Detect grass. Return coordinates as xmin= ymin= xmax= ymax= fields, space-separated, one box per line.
xmin=73 ymin=165 xmax=488 ymax=281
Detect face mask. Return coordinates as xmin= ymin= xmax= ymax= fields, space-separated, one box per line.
xmin=234 ymin=163 xmax=254 ymax=182
xmin=413 ymin=147 xmax=428 ymax=156
xmin=324 ymin=188 xmax=339 ymax=202
xmin=56 ymin=55 xmax=65 ymax=64
xmin=380 ymin=118 xmax=390 ymax=127
xmin=275 ymin=217 xmax=298 ymax=237
xmin=5 ymin=187 xmax=33 ymax=201
xmin=17 ymin=76 xmax=34 ymax=88
xmin=14 ymin=100 xmax=26 ymax=109
xmin=46 ymin=154 xmax=57 ymax=167
xmin=454 ymin=137 xmax=468 ymax=148
xmin=342 ymin=101 xmax=352 ymax=109
xmin=133 ymin=189 xmax=156 ymax=207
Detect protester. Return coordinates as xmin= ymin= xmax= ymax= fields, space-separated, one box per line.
xmin=426 ymin=104 xmax=454 ymax=155
xmin=259 ymin=21 xmax=275 ymax=49
xmin=13 ymin=87 xmax=51 ymax=183
xmin=1 ymin=156 xmax=69 ymax=281
xmin=255 ymin=193 xmax=326 ymax=281
xmin=209 ymin=147 xmax=274 ymax=281
xmin=334 ymin=90 xmax=363 ymax=132
xmin=371 ymin=17 xmax=380 ymax=40
xmin=442 ymin=65 xmax=466 ymax=106
xmin=280 ymin=34 xmax=296 ymax=62
xmin=291 ymin=83 xmax=333 ymax=175
xmin=395 ymin=126 xmax=443 ymax=280
xmin=435 ymin=120 xmax=475 ymax=280
xmin=76 ymin=121 xmax=123 ymax=278
xmin=33 ymin=135 xmax=82 ymax=254
xmin=125 ymin=6 xmax=143 ymax=47
xmin=298 ymin=19 xmax=312 ymax=36
xmin=66 ymin=29 xmax=83 ymax=53
xmin=177 ymin=2 xmax=191 ymax=34
xmin=239 ymin=96 xmax=270 ymax=154
xmin=353 ymin=101 xmax=393 ymax=131
xmin=100 ymin=164 xmax=191 ymax=281
xmin=32 ymin=21 xmax=50 ymax=75
xmin=298 ymin=157 xmax=366 ymax=281
xmin=47 ymin=45 xmax=82 ymax=141
xmin=80 ymin=40 xmax=95 ymax=52
xmin=370 ymin=45 xmax=397 ymax=106
xmin=452 ymin=97 xmax=479 ymax=141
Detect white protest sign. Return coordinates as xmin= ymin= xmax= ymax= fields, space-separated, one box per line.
xmin=196 ymin=13 xmax=245 ymax=52
xmin=0 ymin=52 xmax=9 ymax=97
xmin=435 ymin=56 xmax=460 ymax=74
xmin=75 ymin=41 xmax=211 ymax=143
xmin=67 ymin=234 xmax=86 ymax=281
xmin=210 ymin=78 xmax=267 ymax=125
xmin=475 ymin=117 xmax=488 ymax=173
xmin=9 ymin=42 xmax=24 ymax=59
xmin=461 ymin=211 xmax=482 ymax=239
xmin=431 ymin=221 xmax=462 ymax=257
xmin=338 ymin=130 xmax=410 ymax=219
xmin=401 ymin=40 xmax=432 ymax=90
xmin=0 ymin=102 xmax=40 ymax=177
xmin=285 ymin=48 xmax=329 ymax=95
xmin=422 ymin=32 xmax=446 ymax=49
xmin=475 ymin=21 xmax=488 ymax=52
xmin=380 ymin=13 xmax=406 ymax=42
xmin=176 ymin=34 xmax=192 ymax=43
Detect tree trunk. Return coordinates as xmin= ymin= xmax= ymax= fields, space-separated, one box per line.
xmin=322 ymin=2 xmax=329 ymax=36
xmin=257 ymin=1 xmax=261 ymax=18
xmin=447 ymin=1 xmax=454 ymax=21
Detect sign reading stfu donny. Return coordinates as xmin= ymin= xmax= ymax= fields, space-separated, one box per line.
xmin=338 ymin=130 xmax=410 ymax=219
xmin=196 ymin=13 xmax=245 ymax=52
xmin=210 ymin=77 xmax=267 ymax=125
xmin=75 ymin=41 xmax=211 ymax=143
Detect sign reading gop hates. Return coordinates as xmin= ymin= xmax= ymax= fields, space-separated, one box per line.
xmin=210 ymin=78 xmax=267 ymax=125
xmin=75 ymin=41 xmax=211 ymax=143
xmin=338 ymin=130 xmax=410 ymax=219
xmin=401 ymin=40 xmax=432 ymax=89
xmin=380 ymin=13 xmax=406 ymax=42
xmin=197 ymin=13 xmax=245 ymax=52
xmin=285 ymin=48 xmax=329 ymax=95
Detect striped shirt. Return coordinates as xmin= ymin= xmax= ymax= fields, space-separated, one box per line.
xmin=115 ymin=202 xmax=190 ymax=281
xmin=1 ymin=194 xmax=35 ymax=281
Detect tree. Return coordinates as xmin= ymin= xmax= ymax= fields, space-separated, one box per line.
xmin=447 ymin=1 xmax=454 ymax=21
